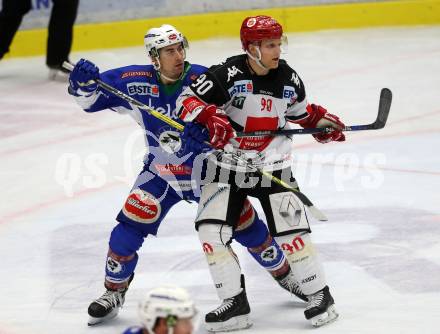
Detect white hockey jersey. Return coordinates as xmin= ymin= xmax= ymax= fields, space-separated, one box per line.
xmin=177 ymin=54 xmax=309 ymax=171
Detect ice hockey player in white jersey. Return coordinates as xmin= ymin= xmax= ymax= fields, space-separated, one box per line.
xmin=176 ymin=15 xmax=343 ymax=331
xmin=122 ymin=286 xmax=197 ymax=334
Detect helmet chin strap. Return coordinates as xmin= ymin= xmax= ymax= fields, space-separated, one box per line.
xmin=152 ymin=56 xmax=184 ymax=83
xmin=246 ymin=47 xmax=269 ymax=71
xmin=159 ymin=71 xmax=180 ymax=83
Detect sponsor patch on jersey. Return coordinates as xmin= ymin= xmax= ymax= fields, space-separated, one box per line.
xmin=231 ymin=96 xmax=246 ymax=109
xmin=121 ymin=71 xmax=153 ymax=79
xmin=127 ymin=82 xmax=159 ymax=97
xmin=168 ymin=180 xmax=196 ymax=193
xmin=154 ymin=164 xmax=192 ymax=175
xmin=122 ymin=189 xmax=161 ymax=224
xmin=228 ymin=80 xmax=253 ymax=97
xmin=158 ymin=130 xmax=182 ymax=153
xmin=283 ymin=85 xmax=298 ymax=104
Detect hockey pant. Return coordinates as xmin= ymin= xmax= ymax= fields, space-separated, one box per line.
xmin=196 ymin=166 xmax=327 ymax=299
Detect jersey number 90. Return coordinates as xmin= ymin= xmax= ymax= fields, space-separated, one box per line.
xmin=191 ymin=74 xmax=213 ymax=95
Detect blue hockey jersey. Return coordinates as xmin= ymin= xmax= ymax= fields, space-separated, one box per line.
xmin=73 ymin=62 xmax=207 ymax=196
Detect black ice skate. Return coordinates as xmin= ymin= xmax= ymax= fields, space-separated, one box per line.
xmin=87 ymin=275 xmax=133 ymax=326
xmin=304 ymin=285 xmax=339 ymax=327
xmin=205 ymin=275 xmax=252 ymax=332
xmin=275 ymin=268 xmax=308 ymax=302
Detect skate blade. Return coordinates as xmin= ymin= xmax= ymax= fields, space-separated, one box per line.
xmin=310 ymin=305 xmax=339 ymax=328
xmin=88 ymin=308 xmax=119 ymax=326
xmin=206 ymin=314 xmax=253 ymax=332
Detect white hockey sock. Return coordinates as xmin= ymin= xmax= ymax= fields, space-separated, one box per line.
xmin=275 ymin=232 xmax=326 ymax=295
xmin=198 ymin=224 xmax=242 ymax=300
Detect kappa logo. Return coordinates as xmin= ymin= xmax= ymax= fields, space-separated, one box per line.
xmin=228 ymin=80 xmax=253 ymax=96
xmin=291 ymin=72 xmax=301 ymax=87
xmin=127 ymin=82 xmax=159 ymax=97
xmin=227 ymin=66 xmax=244 ymax=82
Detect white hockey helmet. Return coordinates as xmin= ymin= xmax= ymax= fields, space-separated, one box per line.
xmin=138 ymin=286 xmax=196 ymax=332
xmin=144 ymin=24 xmax=189 ymax=60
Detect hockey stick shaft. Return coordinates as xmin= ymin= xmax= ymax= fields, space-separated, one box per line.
xmin=63 ymin=61 xmax=327 ymax=221
xmin=236 ymin=88 xmax=392 ymax=137
xmin=63 ymin=62 xmax=184 ymax=131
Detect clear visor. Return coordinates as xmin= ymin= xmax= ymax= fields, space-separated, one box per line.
xmin=149 ymin=36 xmax=189 ymax=60
xmin=280 ymin=34 xmax=288 ymax=54
xmin=250 ymin=34 xmax=288 ymax=54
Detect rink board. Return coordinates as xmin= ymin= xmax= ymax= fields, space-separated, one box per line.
xmin=5 ymin=0 xmax=440 ymax=58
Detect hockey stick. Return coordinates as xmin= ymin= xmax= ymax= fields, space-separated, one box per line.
xmin=63 ymin=62 xmax=184 ymax=131
xmin=62 ymin=61 xmax=327 ymax=221
xmin=236 ymin=88 xmax=392 ymax=137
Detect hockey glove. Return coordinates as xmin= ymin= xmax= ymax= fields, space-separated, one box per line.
xmin=182 ymin=122 xmax=212 ymax=154
xmin=195 ymin=105 xmax=235 ymax=149
xmin=302 ymin=104 xmax=345 ymax=144
xmin=68 ymin=59 xmax=99 ymax=96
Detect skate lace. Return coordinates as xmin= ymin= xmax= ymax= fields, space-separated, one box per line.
xmin=279 ymin=275 xmax=303 ymax=297
xmin=306 ymin=290 xmax=324 ymax=310
xmin=95 ymin=290 xmax=123 ymax=309
xmin=212 ymin=298 xmax=234 ymax=315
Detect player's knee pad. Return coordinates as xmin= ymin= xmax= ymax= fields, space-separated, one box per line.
xmin=105 ymin=248 xmax=138 ymax=290
xmin=234 ymin=210 xmax=268 ymax=248
xmin=269 ymin=192 xmax=311 ymax=236
xmin=198 ymin=222 xmax=233 ymax=251
xmin=275 ymin=232 xmax=326 ymax=295
xmin=247 ymin=234 xmax=290 ymax=277
xmin=116 ymin=187 xmax=166 ymax=236
xmin=195 ymin=183 xmax=233 ymax=228
xmin=109 ymin=222 xmax=147 ymax=256
xmin=198 ymin=223 xmax=242 ymax=299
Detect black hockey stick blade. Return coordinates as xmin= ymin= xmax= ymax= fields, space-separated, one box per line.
xmin=372 ymin=88 xmax=392 ymax=129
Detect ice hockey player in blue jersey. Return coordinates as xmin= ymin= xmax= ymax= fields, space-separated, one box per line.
xmin=123 ymin=286 xmax=197 ymax=334
xmin=68 ymin=24 xmax=307 ymax=326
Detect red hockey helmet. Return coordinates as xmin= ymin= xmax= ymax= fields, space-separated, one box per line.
xmin=240 ymin=15 xmax=283 ymax=51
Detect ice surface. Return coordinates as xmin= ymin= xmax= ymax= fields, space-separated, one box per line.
xmin=1 ymin=26 xmax=439 ymax=334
